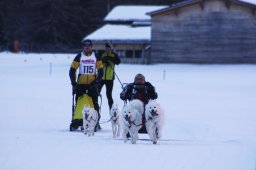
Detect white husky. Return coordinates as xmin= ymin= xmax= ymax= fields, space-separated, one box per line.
xmin=82 ymin=105 xmax=98 ymax=136
xmin=145 ymin=100 xmax=164 ymax=144
xmin=110 ymin=104 xmax=120 ymax=138
xmin=121 ymin=99 xmax=144 ymax=144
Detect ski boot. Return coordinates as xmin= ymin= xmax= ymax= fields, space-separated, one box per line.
xmin=69 ymin=123 xmax=78 ymax=131
xmin=69 ymin=119 xmax=82 ymax=131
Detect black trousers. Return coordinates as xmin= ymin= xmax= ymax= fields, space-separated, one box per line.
xmin=98 ymin=80 xmax=114 ymax=110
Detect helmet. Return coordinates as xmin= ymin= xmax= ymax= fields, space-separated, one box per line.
xmin=105 ymin=41 xmax=113 ymax=49
xmin=134 ymin=73 xmax=145 ymax=84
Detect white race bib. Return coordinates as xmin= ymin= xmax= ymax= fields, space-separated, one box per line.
xmin=79 ymin=52 xmax=97 ymax=75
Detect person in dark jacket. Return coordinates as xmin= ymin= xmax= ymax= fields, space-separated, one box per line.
xmin=120 ymin=73 xmax=158 ymax=133
xmin=69 ymin=39 xmax=103 ymax=131
xmin=98 ymin=41 xmax=121 ymax=110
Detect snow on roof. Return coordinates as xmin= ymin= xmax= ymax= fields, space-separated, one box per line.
xmin=104 ymin=5 xmax=168 ymax=22
xmin=148 ymin=0 xmax=256 ymax=15
xmin=239 ymin=0 xmax=256 ymax=5
xmin=84 ymin=24 xmax=151 ymax=42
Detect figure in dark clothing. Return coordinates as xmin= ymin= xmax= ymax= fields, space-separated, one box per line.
xmin=120 ymin=73 xmax=158 ymax=133
xmin=98 ymin=41 xmax=121 ymax=110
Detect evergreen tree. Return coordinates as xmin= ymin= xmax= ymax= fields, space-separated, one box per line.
xmin=0 ymin=0 xmax=181 ymax=52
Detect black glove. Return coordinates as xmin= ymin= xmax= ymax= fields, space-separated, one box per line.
xmin=120 ymin=92 xmax=127 ymax=101
xmin=102 ymin=56 xmax=113 ymax=65
xmin=151 ymin=92 xmax=158 ymax=100
xmin=102 ymin=57 xmax=108 ymax=63
xmin=106 ymin=56 xmax=115 ymax=63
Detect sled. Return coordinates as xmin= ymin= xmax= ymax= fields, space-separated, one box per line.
xmin=70 ymin=93 xmax=94 ymax=131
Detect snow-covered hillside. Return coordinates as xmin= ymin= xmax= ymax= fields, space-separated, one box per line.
xmin=0 ymin=52 xmax=256 ymax=170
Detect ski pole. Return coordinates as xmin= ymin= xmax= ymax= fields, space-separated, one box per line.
xmin=114 ymin=71 xmax=124 ymax=89
xmin=108 ymin=64 xmax=124 ymax=89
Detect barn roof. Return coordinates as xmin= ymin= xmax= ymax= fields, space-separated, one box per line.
xmin=104 ymin=5 xmax=168 ymax=22
xmin=84 ymin=24 xmax=151 ymax=43
xmin=147 ymin=0 xmax=256 ymax=16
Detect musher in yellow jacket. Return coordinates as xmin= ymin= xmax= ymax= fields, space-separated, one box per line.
xmin=69 ymin=39 xmax=103 ymax=131
xmin=98 ymin=41 xmax=121 ymax=110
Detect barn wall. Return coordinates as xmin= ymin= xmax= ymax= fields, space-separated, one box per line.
xmin=150 ymin=0 xmax=256 ymax=63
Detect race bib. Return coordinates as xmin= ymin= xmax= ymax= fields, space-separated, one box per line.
xmin=79 ymin=52 xmax=96 ymax=75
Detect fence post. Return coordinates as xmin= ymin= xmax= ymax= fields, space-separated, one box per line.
xmin=49 ymin=62 xmax=52 ymax=76
xmin=163 ymin=69 xmax=166 ymax=80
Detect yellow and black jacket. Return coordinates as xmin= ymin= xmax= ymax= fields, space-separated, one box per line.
xmin=69 ymin=51 xmax=103 ymax=85
xmin=101 ymin=51 xmax=120 ymax=81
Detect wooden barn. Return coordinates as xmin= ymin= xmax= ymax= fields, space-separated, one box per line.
xmin=148 ymin=0 xmax=256 ymax=63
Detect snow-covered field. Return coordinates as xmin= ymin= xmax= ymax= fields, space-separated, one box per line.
xmin=0 ymin=52 xmax=256 ymax=170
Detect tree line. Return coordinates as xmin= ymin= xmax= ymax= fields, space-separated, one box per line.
xmin=0 ymin=0 xmax=180 ymax=53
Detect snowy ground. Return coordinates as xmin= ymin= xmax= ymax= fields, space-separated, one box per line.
xmin=0 ymin=52 xmax=256 ymax=170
